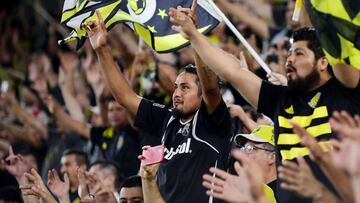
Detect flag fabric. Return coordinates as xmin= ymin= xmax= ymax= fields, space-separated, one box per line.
xmin=59 ymin=0 xmax=221 ymax=52
xmin=303 ymin=0 xmax=360 ymax=70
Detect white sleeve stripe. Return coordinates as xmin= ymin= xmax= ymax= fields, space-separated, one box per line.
xmin=192 ymin=111 xmax=219 ymax=154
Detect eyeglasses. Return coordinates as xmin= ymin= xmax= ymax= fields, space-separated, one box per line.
xmin=240 ymin=144 xmax=274 ymax=154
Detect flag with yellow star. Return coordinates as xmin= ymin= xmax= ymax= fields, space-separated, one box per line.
xmin=59 ymin=0 xmax=221 ymax=52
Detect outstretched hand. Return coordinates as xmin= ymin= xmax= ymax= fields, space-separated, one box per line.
xmin=139 ymin=145 xmax=161 ymax=181
xmin=169 ymin=0 xmax=198 ymax=40
xmin=330 ymin=111 xmax=360 ymax=141
xmin=0 ymin=146 xmax=31 ymax=180
xmin=267 ymin=72 xmax=288 ymax=86
xmin=202 ymin=149 xmax=266 ymax=202
xmin=279 ymin=156 xmax=324 ymax=199
xmin=82 ymin=10 xmax=108 ymax=50
xmin=20 ymin=168 xmax=57 ymax=203
xmin=48 ymin=169 xmax=70 ymax=199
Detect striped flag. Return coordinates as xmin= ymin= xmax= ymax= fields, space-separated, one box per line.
xmin=303 ymin=0 xmax=360 ymax=70
xmin=59 ymin=0 xmax=220 ymax=52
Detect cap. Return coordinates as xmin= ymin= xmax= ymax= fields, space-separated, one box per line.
xmin=235 ymin=125 xmax=275 ymax=146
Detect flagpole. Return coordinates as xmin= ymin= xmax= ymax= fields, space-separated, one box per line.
xmin=206 ymin=0 xmax=272 ymax=74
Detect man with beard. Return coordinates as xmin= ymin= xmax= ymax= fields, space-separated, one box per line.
xmin=168 ymin=9 xmax=360 ymax=203
xmin=83 ymin=10 xmax=232 ymax=203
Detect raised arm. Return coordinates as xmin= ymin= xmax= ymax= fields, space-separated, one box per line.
xmin=139 ymin=148 xmax=166 ymax=203
xmin=157 ymin=63 xmax=176 ymax=95
xmin=332 ymin=64 xmax=360 ymax=88
xmin=169 ymin=7 xmax=263 ymax=109
xmin=58 ymin=67 xmax=85 ymax=122
xmin=194 ymin=52 xmax=221 ymax=113
xmin=178 ymin=3 xmax=222 ymax=113
xmin=44 ymin=96 xmax=90 ymax=139
xmin=5 ymin=92 xmax=48 ymax=139
xmin=217 ymin=0 xmax=270 ymax=40
xmin=83 ymin=11 xmax=141 ymax=117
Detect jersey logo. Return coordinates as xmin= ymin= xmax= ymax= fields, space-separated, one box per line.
xmin=164 ymin=138 xmax=192 ymax=160
xmin=284 ymin=105 xmax=294 ymax=114
xmin=308 ymin=92 xmax=321 ymax=109
xmin=177 ymin=123 xmax=191 ymax=137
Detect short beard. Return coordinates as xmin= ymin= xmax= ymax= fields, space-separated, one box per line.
xmin=288 ymin=65 xmax=320 ymax=92
xmin=171 ymin=108 xmax=196 ymax=120
xmin=171 ymin=108 xmax=182 ymax=118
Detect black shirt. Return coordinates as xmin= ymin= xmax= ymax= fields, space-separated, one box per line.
xmin=69 ymin=190 xmax=80 ymax=203
xmin=90 ymin=125 xmax=141 ymax=178
xmin=135 ymin=99 xmax=233 ymax=203
xmin=258 ymin=78 xmax=360 ymax=203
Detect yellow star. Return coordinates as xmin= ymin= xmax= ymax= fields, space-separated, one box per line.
xmin=147 ymin=25 xmax=157 ymax=33
xmin=157 ymin=9 xmax=168 ymax=19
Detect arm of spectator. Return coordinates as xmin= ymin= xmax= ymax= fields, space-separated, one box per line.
xmin=83 ymin=11 xmax=141 ymax=117
xmin=114 ymin=26 xmax=138 ymax=56
xmin=291 ymin=122 xmax=354 ymax=203
xmin=187 ymin=6 xmax=223 ymax=114
xmin=227 ymin=103 xmax=259 ymax=131
xmin=58 ymin=52 xmax=78 ymax=97
xmin=169 ymin=7 xmax=263 ymax=109
xmin=83 ymin=54 xmax=105 ymax=101
xmin=42 ymin=54 xmax=58 ymax=89
xmin=332 ymin=63 xmax=360 ymax=88
xmin=58 ymin=67 xmax=85 ymax=122
xmin=3 ymin=123 xmax=42 ymax=149
xmin=177 ymin=1 xmax=240 ymax=113
xmin=20 ymin=168 xmax=57 ymax=203
xmin=279 ymin=156 xmax=341 ymax=203
xmin=99 ymin=88 xmax=111 ymax=126
xmin=216 ymin=0 xmax=270 ymax=40
xmin=44 ymin=95 xmax=90 ymax=139
xmin=157 ymin=63 xmax=176 ymax=95
xmin=5 ymin=69 xmax=25 ymax=81
xmin=242 ymin=0 xmax=272 ymax=23
xmin=5 ymin=91 xmax=48 ymax=139
xmin=47 ymin=169 xmax=71 ymax=203
xmin=129 ymin=50 xmax=146 ymax=90
xmin=139 ymin=151 xmax=165 ymax=203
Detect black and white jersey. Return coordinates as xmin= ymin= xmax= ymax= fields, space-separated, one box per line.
xmin=135 ymin=99 xmax=233 ymax=203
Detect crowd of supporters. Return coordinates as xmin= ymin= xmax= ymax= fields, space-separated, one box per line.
xmin=1 ymin=0 xmax=360 ymax=203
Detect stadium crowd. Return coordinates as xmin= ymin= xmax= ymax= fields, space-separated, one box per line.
xmin=1 ymin=0 xmax=360 ymax=203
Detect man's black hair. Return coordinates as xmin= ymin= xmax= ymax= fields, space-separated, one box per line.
xmin=62 ymin=149 xmax=89 ymax=167
xmin=184 ymin=64 xmax=198 ymax=75
xmin=182 ymin=64 xmax=202 ymax=95
xmin=120 ymin=175 xmax=142 ymax=189
xmin=292 ymin=27 xmax=333 ymax=74
xmin=292 ymin=27 xmax=324 ymax=60
xmin=90 ymin=160 xmax=123 ymax=189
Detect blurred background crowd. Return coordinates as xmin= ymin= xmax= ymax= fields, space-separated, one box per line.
xmin=1 ymin=0 xmax=359 ymax=203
